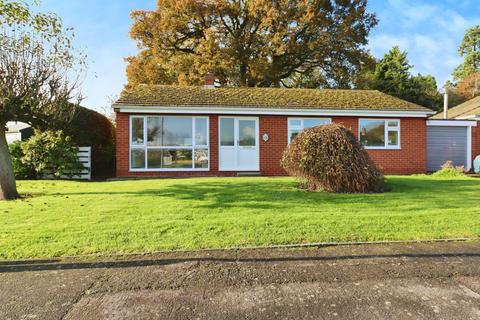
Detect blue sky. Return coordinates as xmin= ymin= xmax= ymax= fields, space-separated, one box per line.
xmin=37 ymin=0 xmax=480 ymax=112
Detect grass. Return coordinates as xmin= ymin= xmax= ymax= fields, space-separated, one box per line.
xmin=1 ymin=176 xmax=480 ymax=260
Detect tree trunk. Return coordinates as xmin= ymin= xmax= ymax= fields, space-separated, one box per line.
xmin=0 ymin=125 xmax=20 ymax=200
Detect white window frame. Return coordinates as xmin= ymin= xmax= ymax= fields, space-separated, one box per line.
xmin=287 ymin=117 xmax=332 ymax=143
xmin=358 ymin=118 xmax=401 ymax=150
xmin=129 ymin=115 xmax=210 ymax=172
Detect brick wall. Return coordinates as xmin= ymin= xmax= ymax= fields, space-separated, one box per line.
xmin=473 ymin=123 xmax=480 ymax=164
xmin=259 ymin=116 xmax=288 ymax=175
xmin=367 ymin=118 xmax=427 ymax=174
xmin=330 ymin=116 xmax=427 ymax=174
xmin=115 ymin=112 xmax=129 ymax=177
xmin=115 ymin=112 xmax=427 ymax=177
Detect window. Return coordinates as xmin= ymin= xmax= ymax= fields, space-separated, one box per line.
xmin=220 ymin=118 xmax=235 ymax=146
xmin=130 ymin=116 xmax=209 ymax=171
xmin=239 ymin=119 xmax=256 ymax=146
xmin=288 ymin=118 xmax=331 ymax=143
xmin=359 ymin=119 xmax=400 ymax=149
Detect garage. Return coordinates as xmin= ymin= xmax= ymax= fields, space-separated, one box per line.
xmin=426 ymin=120 xmax=476 ymax=172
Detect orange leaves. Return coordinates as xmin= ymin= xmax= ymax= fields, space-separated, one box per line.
xmin=126 ymin=0 xmax=377 ymax=88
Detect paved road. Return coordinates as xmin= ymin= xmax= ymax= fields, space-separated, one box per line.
xmin=1 ymin=242 xmax=480 ymax=320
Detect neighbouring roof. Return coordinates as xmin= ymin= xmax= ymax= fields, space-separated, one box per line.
xmin=431 ymin=96 xmax=480 ymax=119
xmin=114 ymin=85 xmax=432 ymax=112
xmin=6 ymin=121 xmax=31 ymax=133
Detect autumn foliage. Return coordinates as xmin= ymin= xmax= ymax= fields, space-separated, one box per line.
xmin=126 ymin=0 xmax=377 ymax=88
xmin=455 ymin=72 xmax=480 ymax=101
xmin=281 ymin=124 xmax=384 ymax=193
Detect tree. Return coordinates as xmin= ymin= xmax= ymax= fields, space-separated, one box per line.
xmin=358 ymin=46 xmax=442 ymax=111
xmin=370 ymin=46 xmax=412 ymax=97
xmin=454 ymin=71 xmax=480 ymax=101
xmin=0 ymin=0 xmax=83 ymax=200
xmin=444 ymin=80 xmax=467 ymax=108
xmin=126 ymin=0 xmax=377 ymax=88
xmin=443 ymin=72 xmax=480 ymax=108
xmin=409 ymin=74 xmax=442 ymax=111
xmin=452 ymin=25 xmax=480 ymax=81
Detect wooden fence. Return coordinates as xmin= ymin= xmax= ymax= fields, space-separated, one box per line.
xmin=75 ymin=147 xmax=92 ymax=180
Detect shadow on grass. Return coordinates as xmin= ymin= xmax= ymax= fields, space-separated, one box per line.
xmin=1 ymin=251 xmax=480 ymax=273
xmin=47 ymin=176 xmax=480 ymax=211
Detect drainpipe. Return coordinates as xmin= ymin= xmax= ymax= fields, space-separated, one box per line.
xmin=443 ymin=92 xmax=449 ymax=120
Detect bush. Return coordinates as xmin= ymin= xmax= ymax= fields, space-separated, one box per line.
xmin=281 ymin=123 xmax=384 ymax=193
xmin=432 ymin=161 xmax=466 ymax=178
xmin=21 ymin=130 xmax=85 ymax=179
xmin=8 ymin=141 xmax=36 ymax=180
xmin=58 ymin=106 xmax=115 ymax=178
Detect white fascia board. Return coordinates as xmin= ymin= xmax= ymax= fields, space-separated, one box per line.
xmin=427 ymin=120 xmax=478 ymax=127
xmin=455 ymin=114 xmax=480 ymax=120
xmin=113 ymin=105 xmax=434 ymax=118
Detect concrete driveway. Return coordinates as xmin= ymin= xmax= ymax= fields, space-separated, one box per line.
xmin=1 ymin=242 xmax=480 ymax=320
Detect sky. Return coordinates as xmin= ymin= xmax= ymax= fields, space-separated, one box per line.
xmin=36 ymin=0 xmax=480 ymax=113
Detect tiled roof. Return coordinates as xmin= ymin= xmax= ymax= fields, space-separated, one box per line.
xmin=114 ymin=85 xmax=432 ymax=112
xmin=431 ymin=96 xmax=480 ymax=119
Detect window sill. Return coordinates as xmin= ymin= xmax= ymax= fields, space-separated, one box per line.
xmin=129 ymin=168 xmax=210 ymax=172
xmin=364 ymin=147 xmax=401 ymax=150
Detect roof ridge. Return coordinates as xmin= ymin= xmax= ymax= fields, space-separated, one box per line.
xmin=133 ymin=84 xmax=380 ymax=93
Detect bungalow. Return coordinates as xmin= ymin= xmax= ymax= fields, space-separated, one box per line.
xmin=113 ymin=79 xmax=435 ymax=178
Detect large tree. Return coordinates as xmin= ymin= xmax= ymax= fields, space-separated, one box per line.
xmin=126 ymin=0 xmax=377 ymax=88
xmin=0 ymin=0 xmax=83 ymax=200
xmin=452 ymin=25 xmax=480 ymax=82
xmin=358 ymin=46 xmax=442 ymax=111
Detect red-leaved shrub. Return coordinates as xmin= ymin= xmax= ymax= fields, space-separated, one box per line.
xmin=281 ymin=123 xmax=384 ymax=193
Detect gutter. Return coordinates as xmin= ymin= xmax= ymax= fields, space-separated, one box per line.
xmin=112 ymin=105 xmax=435 ymax=118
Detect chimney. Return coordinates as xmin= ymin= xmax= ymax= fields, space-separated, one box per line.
xmin=204 ymin=73 xmax=216 ymax=89
xmin=443 ymin=92 xmax=448 ymax=120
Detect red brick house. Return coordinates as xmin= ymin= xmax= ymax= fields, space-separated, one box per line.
xmin=113 ymin=84 xmax=435 ymax=178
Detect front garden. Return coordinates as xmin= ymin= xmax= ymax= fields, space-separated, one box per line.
xmin=1 ymin=176 xmax=480 ymax=260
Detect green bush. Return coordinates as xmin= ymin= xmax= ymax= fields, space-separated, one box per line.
xmin=432 ymin=161 xmax=466 ymax=178
xmin=8 ymin=141 xmax=36 ymax=180
xmin=281 ymin=123 xmax=384 ymax=193
xmin=21 ymin=130 xmax=85 ymax=179
xmin=63 ymin=106 xmax=115 ymax=178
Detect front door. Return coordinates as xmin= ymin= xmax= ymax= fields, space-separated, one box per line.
xmin=219 ymin=117 xmax=259 ymax=171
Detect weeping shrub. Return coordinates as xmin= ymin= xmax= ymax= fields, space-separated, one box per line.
xmin=281 ymin=123 xmax=384 ymax=193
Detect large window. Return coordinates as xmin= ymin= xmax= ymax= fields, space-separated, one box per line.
xmin=359 ymin=119 xmax=400 ymax=149
xmin=130 ymin=116 xmax=209 ymax=171
xmin=288 ymin=118 xmax=331 ymax=143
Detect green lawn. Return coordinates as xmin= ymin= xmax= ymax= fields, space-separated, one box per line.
xmin=1 ymin=176 xmax=480 ymax=260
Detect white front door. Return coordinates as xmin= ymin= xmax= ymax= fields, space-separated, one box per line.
xmin=219 ymin=117 xmax=259 ymax=171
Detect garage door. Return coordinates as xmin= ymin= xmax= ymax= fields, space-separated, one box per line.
xmin=427 ymin=126 xmax=468 ymax=171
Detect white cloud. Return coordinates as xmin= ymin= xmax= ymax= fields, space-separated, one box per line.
xmin=387 ymin=0 xmax=438 ymax=27
xmin=369 ymin=0 xmax=480 ymax=87
xmin=369 ymin=34 xmax=410 ymax=54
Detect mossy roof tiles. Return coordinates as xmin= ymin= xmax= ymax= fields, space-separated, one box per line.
xmin=114 ymin=85 xmax=432 ymax=112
